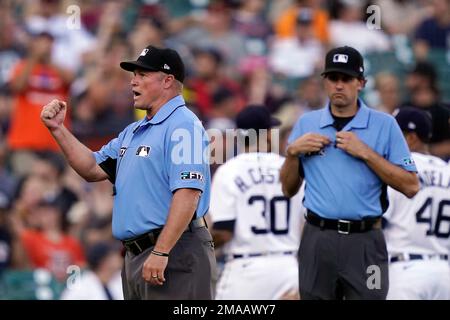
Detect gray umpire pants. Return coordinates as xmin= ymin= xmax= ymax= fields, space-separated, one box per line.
xmin=121 ymin=226 xmax=216 ymax=300
xmin=298 ymin=222 xmax=389 ymax=300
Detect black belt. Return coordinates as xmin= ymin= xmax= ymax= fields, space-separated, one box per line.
xmin=306 ymin=209 xmax=381 ymax=234
xmin=122 ymin=216 xmax=207 ymax=256
xmin=231 ymin=251 xmax=296 ymax=260
xmin=390 ymin=253 xmax=449 ymax=263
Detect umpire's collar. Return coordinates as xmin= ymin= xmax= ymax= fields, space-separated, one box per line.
xmin=133 ymin=95 xmax=186 ymax=133
xmin=319 ymin=98 xmax=370 ymax=130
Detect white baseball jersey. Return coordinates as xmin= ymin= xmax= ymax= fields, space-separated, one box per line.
xmin=384 ymin=152 xmax=450 ymax=300
xmin=210 ymin=152 xmax=304 ymax=256
xmin=384 ymin=152 xmax=450 ymax=255
xmin=209 ymin=152 xmax=304 ymax=300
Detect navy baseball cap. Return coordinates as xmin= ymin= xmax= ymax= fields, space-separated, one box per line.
xmin=86 ymin=241 xmax=118 ymax=270
xmin=321 ymin=46 xmax=365 ymax=79
xmin=236 ymin=105 xmax=281 ymax=130
xmin=120 ymin=45 xmax=185 ymax=82
xmin=394 ymin=106 xmax=432 ymax=142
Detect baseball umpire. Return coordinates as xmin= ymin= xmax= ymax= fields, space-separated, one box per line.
xmin=41 ymin=45 xmax=216 ymax=299
xmin=280 ymin=46 xmax=420 ymax=299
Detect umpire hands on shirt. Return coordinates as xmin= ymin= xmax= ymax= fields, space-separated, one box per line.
xmin=41 ymin=45 xmax=216 ymax=299
xmin=281 ymin=46 xmax=419 ymax=300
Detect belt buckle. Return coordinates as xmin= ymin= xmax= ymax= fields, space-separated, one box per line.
xmin=337 ymin=219 xmax=351 ymax=234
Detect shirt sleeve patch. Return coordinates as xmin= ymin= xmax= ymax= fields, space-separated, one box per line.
xmin=181 ymin=171 xmax=204 ymax=182
xmin=402 ymin=157 xmax=415 ymax=166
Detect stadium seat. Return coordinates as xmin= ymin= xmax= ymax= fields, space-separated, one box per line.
xmin=0 ymin=269 xmax=64 ymax=300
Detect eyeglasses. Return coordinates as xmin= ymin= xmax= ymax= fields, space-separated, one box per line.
xmin=326 ymin=73 xmax=355 ymax=83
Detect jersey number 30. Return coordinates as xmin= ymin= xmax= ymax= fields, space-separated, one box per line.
xmin=415 ymin=197 xmax=450 ymax=238
xmin=248 ymin=195 xmax=290 ymax=235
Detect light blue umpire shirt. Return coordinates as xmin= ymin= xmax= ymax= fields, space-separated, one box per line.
xmin=288 ymin=99 xmax=417 ymax=220
xmin=93 ymin=95 xmax=210 ymax=240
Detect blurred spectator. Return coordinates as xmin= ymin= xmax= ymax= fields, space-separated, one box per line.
xmin=414 ymin=0 xmax=450 ymax=60
xmin=0 ymin=93 xmax=12 ymax=138
xmin=7 ymin=32 xmax=72 ymax=176
xmin=403 ymin=62 xmax=450 ymax=160
xmin=0 ymin=3 xmax=24 ymax=91
xmin=18 ymin=197 xmax=86 ymax=282
xmin=273 ymin=0 xmax=329 ymax=44
xmin=374 ymin=72 xmax=401 ymax=114
xmin=29 ymin=152 xmax=79 ymax=230
xmin=0 ymin=198 xmax=12 ymax=274
xmin=73 ymin=180 xmax=114 ymax=247
xmin=170 ymin=1 xmax=247 ymax=76
xmin=11 ymin=176 xmax=47 ymax=228
xmin=329 ymin=0 xmax=391 ymax=54
xmin=0 ymin=140 xmax=17 ymax=201
xmin=275 ymin=75 xmax=326 ymax=131
xmin=295 ymin=74 xmax=326 ymax=111
xmin=241 ymin=64 xmax=273 ymax=107
xmin=269 ymin=8 xmax=324 ymax=78
xmin=94 ymin=1 xmax=130 ymax=59
xmin=405 ymin=61 xmax=439 ymax=91
xmin=206 ymin=87 xmax=238 ymax=175
xmin=25 ymin=0 xmax=96 ymax=72
xmin=71 ymin=37 xmax=134 ymax=151
xmin=208 ymin=87 xmax=240 ymax=125
xmin=185 ymin=47 xmax=245 ymax=119
xmin=129 ymin=18 xmax=167 ymax=57
xmin=60 ymin=241 xmax=123 ymax=300
xmin=232 ymin=0 xmax=272 ymax=59
xmin=78 ymin=0 xmax=103 ymax=35
xmin=375 ymin=0 xmax=432 ymax=36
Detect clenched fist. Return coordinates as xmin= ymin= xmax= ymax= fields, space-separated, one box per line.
xmin=41 ymin=99 xmax=67 ymax=131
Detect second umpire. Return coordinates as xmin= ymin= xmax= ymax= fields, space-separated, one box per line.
xmin=280 ymin=46 xmax=419 ymax=299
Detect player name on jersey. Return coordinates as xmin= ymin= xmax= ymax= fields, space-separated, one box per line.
xmin=234 ymin=167 xmax=280 ymax=193
xmin=419 ymin=170 xmax=450 ymax=189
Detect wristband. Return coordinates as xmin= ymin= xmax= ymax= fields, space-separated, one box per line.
xmin=151 ymin=250 xmax=169 ymax=257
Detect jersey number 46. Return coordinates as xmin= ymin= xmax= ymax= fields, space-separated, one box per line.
xmin=416 ymin=197 xmax=450 ymax=239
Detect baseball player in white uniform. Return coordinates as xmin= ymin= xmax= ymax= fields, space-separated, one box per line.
xmin=385 ymin=107 xmax=450 ymax=300
xmin=209 ymin=106 xmax=304 ymax=300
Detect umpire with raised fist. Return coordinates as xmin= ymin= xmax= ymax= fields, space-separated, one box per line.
xmin=280 ymin=46 xmax=419 ymax=300
xmin=41 ymin=45 xmax=216 ymax=300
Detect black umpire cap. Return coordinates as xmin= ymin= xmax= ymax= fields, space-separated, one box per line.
xmin=236 ymin=105 xmax=281 ymax=130
xmin=120 ymin=45 xmax=185 ymax=83
xmin=321 ymin=46 xmax=365 ymax=79
xmin=394 ymin=106 xmax=432 ymax=142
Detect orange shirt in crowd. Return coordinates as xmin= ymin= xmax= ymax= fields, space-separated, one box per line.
xmin=275 ymin=7 xmax=330 ymax=44
xmin=7 ymin=61 xmax=70 ymax=151
xmin=21 ymin=230 xmax=85 ymax=281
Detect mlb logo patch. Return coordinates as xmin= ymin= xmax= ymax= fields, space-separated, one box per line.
xmin=140 ymin=48 xmax=149 ymax=56
xmin=136 ymin=146 xmax=151 ymax=157
xmin=181 ymin=171 xmax=204 ymax=181
xmin=119 ymin=147 xmax=127 ymax=157
xmin=333 ymin=54 xmax=348 ymax=63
